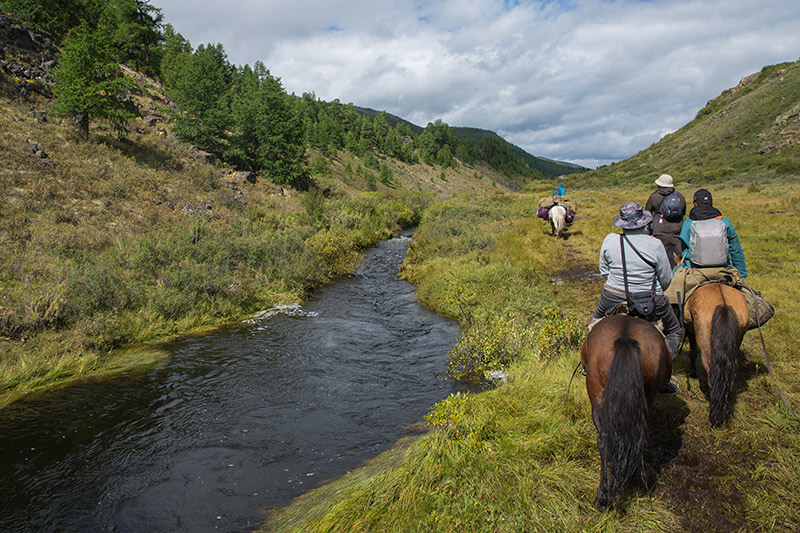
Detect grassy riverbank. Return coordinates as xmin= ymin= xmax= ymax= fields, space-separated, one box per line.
xmin=0 ymin=89 xmax=446 ymax=405
xmin=262 ymin=177 xmax=800 ymax=531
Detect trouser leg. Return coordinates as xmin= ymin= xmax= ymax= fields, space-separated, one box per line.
xmin=592 ymin=288 xmax=625 ymax=319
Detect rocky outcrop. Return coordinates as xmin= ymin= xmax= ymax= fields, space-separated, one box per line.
xmin=0 ymin=10 xmax=59 ymax=97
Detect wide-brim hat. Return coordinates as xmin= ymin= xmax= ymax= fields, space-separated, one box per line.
xmin=613 ymin=201 xmax=653 ymax=229
xmin=655 ymin=174 xmax=674 ymax=187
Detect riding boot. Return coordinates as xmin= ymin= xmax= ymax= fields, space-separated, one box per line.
xmin=665 ymin=335 xmax=681 ymax=361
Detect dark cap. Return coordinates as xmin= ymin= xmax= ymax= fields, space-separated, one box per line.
xmin=694 ymin=188 xmax=713 ymax=206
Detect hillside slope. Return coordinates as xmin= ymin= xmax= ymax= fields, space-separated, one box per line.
xmin=579 ymin=58 xmax=800 ymax=187
xmin=352 ymin=107 xmax=586 ymax=178
xmin=449 ymin=126 xmax=588 ymax=176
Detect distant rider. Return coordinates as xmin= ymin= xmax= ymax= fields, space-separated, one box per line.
xmin=553 ymin=182 xmax=566 ymax=196
xmin=645 ymin=174 xmax=686 ymax=268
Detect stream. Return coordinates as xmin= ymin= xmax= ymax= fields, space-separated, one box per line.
xmin=0 ymin=232 xmax=461 ymax=532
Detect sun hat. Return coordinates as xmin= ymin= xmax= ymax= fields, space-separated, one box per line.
xmin=693 ymin=188 xmax=713 ymax=205
xmin=654 ymin=174 xmax=674 ymax=187
xmin=613 ymin=202 xmax=653 ymax=229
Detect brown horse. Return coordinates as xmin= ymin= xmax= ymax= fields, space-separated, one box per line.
xmin=684 ymin=283 xmax=749 ymax=427
xmin=581 ymin=314 xmax=672 ymax=511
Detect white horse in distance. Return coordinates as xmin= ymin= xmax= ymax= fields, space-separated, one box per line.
xmin=548 ymin=205 xmax=567 ymax=238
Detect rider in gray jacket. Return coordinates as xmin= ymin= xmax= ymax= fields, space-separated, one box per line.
xmin=591 ymin=202 xmax=684 ymax=363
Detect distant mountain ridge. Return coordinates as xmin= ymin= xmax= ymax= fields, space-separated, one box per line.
xmin=448 ymin=126 xmax=588 ymax=177
xmin=354 ymin=106 xmax=587 ymax=177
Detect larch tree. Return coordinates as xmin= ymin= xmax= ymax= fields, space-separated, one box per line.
xmin=51 ymin=23 xmax=135 ymax=141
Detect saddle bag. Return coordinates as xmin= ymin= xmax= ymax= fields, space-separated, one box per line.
xmin=626 ymin=291 xmax=657 ymax=322
xmin=537 ymin=206 xmax=550 ymax=219
xmin=741 ymin=283 xmax=775 ymax=330
xmin=565 ymin=209 xmax=576 ymax=223
xmin=620 ymin=234 xmax=658 ymax=322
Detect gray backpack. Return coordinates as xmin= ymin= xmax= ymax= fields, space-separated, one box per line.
xmin=689 ymin=218 xmax=728 ymax=266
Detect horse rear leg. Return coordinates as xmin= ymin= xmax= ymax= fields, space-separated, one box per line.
xmin=687 ymin=332 xmax=698 ymax=379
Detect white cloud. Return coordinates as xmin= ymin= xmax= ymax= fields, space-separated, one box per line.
xmin=155 ymin=0 xmax=800 ymax=168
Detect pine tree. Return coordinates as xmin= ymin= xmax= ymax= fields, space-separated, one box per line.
xmin=161 ymin=41 xmax=233 ymax=156
xmin=1 ymin=0 xmax=105 ymax=39
xmin=227 ymin=63 xmax=306 ymax=186
xmin=51 ymin=23 xmax=135 ymax=141
xmin=102 ymin=0 xmax=164 ymax=75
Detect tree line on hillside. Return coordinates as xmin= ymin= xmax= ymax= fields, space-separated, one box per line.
xmin=1 ymin=0 xmax=550 ymax=188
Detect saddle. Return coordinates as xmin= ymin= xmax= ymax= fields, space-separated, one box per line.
xmin=666 ymin=266 xmax=773 ymax=330
xmin=587 ymin=304 xmax=665 ymax=334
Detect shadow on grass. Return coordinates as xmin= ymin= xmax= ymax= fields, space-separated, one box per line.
xmin=98 ymin=134 xmax=187 ymax=172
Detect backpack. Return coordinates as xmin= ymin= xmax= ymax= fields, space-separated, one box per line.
xmin=552 ymin=188 xmax=561 ymax=196
xmin=688 ymin=218 xmax=728 ymax=267
xmin=661 ymin=191 xmax=685 ymax=222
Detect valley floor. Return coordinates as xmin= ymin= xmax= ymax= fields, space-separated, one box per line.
xmin=261 ymin=182 xmax=800 ymax=532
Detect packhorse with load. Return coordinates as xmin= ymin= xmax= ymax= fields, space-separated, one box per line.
xmin=537 ymin=194 xmax=577 ymax=238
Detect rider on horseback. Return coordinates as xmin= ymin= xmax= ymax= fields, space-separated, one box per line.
xmin=591 ymin=202 xmax=685 ymax=367
xmin=679 ymin=188 xmax=747 ymax=276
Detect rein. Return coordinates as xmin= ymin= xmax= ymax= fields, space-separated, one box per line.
xmin=563 ymin=361 xmax=583 ymax=402
xmin=741 ymin=280 xmax=799 ymax=421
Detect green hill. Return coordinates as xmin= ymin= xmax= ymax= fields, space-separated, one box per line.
xmin=351 ymin=107 xmax=586 ymax=178
xmin=581 ymin=58 xmax=800 ymax=187
xmin=449 ymin=126 xmax=588 ymax=177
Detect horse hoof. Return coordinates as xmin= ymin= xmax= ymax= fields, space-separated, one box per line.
xmin=594 ymin=498 xmax=610 ymax=512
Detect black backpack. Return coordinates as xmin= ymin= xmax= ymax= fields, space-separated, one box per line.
xmin=661 ymin=191 xmax=685 ymax=222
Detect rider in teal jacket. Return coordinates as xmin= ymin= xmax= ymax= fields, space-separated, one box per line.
xmin=679 ymin=188 xmax=747 ymax=277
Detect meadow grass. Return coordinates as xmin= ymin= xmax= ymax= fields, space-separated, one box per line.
xmin=262 ymin=177 xmax=800 ymax=531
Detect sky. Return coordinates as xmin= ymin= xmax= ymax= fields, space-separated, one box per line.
xmin=153 ymin=0 xmax=800 ymax=169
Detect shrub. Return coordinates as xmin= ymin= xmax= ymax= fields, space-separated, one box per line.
xmin=446 ymin=314 xmax=529 ymax=382
xmin=304 ymin=227 xmax=363 ymax=278
xmin=300 ymin=188 xmax=326 ymax=224
xmin=767 ymin=156 xmax=800 ymax=175
xmin=424 ymin=392 xmax=479 ymax=445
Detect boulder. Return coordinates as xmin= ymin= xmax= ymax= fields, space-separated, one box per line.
xmin=231 ymin=171 xmax=256 ymax=184
xmin=193 ymin=150 xmax=216 ymax=164
xmin=181 ymin=204 xmax=212 ymax=219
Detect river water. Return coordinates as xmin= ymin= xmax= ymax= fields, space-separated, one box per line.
xmin=0 ymin=233 xmax=461 ymax=532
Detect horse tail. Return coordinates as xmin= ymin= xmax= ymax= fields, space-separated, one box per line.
xmin=550 ymin=205 xmax=566 ymax=237
xmin=595 ymin=336 xmax=648 ymax=511
xmin=708 ymin=304 xmax=739 ymax=427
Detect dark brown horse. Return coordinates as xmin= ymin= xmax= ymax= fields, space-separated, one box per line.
xmin=581 ymin=315 xmax=672 ymax=511
xmin=684 ymin=283 xmax=749 ymax=427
